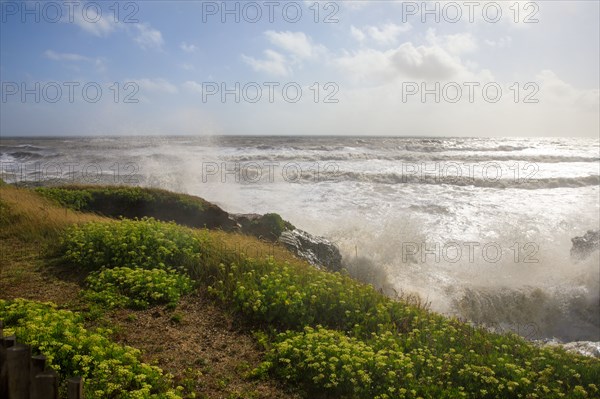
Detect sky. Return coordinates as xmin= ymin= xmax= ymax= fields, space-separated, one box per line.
xmin=0 ymin=0 xmax=599 ymax=137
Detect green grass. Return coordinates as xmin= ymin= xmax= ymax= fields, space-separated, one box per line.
xmin=0 ymin=184 xmax=105 ymax=242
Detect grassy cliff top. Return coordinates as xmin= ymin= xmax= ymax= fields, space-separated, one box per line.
xmin=1 ymin=183 xmax=598 ymax=399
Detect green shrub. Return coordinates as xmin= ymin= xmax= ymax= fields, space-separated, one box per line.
xmin=83 ymin=267 xmax=195 ymax=309
xmin=0 ymin=299 xmax=183 ymax=398
xmin=34 ymin=187 xmax=93 ymax=211
xmin=59 ymin=217 xmax=205 ymax=272
xmin=35 ymin=186 xmax=236 ymax=230
xmin=259 ymin=326 xmax=599 ymax=399
xmin=258 ymin=326 xmax=418 ymax=399
xmin=208 ymin=258 xmax=424 ymax=336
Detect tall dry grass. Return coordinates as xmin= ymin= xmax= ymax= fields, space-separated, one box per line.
xmin=0 ymin=184 xmax=107 ymax=243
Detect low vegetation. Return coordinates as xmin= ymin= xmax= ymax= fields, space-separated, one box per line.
xmin=1 ymin=183 xmax=599 ymax=398
xmin=59 ymin=217 xmax=204 ymax=272
xmin=0 ymin=299 xmax=183 ymax=398
xmin=83 ymin=267 xmax=195 ymax=309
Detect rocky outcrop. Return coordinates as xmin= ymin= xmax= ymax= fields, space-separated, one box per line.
xmin=232 ymin=213 xmax=295 ymax=242
xmin=230 ymin=213 xmax=342 ymax=271
xmin=278 ymin=229 xmax=343 ymax=271
xmin=571 ymin=230 xmax=600 ymax=260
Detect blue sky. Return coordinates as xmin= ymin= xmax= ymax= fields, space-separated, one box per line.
xmin=1 ymin=0 xmax=599 ymax=136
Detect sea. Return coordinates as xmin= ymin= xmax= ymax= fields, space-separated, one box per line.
xmin=1 ymin=135 xmax=599 ymax=345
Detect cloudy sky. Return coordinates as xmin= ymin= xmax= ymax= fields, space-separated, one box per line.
xmin=1 ymin=0 xmax=598 ymax=136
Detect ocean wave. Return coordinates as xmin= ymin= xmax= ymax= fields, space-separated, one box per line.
xmin=223 ymin=152 xmax=599 ymax=164
xmin=408 ymin=204 xmax=451 ymax=214
xmin=311 ymin=171 xmax=600 ymax=189
xmin=0 ymin=144 xmax=47 ymax=153
xmin=4 ymin=151 xmax=45 ymax=160
xmin=453 ymin=285 xmax=599 ymax=342
xmin=402 ymin=144 xmax=532 ymax=153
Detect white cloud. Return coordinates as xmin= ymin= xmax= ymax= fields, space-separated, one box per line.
xmin=367 ymin=23 xmax=412 ymax=45
xmin=69 ymin=9 xmax=165 ymax=53
xmin=44 ymin=50 xmax=91 ymax=62
xmin=485 ymin=36 xmax=513 ymax=48
xmin=180 ymin=42 xmax=197 ymax=53
xmin=264 ymin=31 xmax=326 ymax=60
xmin=242 ymin=49 xmax=290 ymax=77
xmin=134 ymin=24 xmax=164 ymax=50
xmin=242 ymin=31 xmax=326 ymax=76
xmin=425 ymin=29 xmax=477 ymax=55
xmin=304 ymin=0 xmax=366 ymax=12
xmin=335 ymin=48 xmax=393 ymax=81
xmin=44 ymin=50 xmax=107 ymax=72
xmin=134 ymin=78 xmax=178 ymax=94
xmin=339 ymin=1 xmax=372 ymax=11
xmin=537 ymin=70 xmax=577 ymax=98
xmin=351 ymin=23 xmax=412 ymax=46
xmin=182 ymin=81 xmax=203 ymax=93
xmin=181 ymin=63 xmax=195 ymax=71
xmin=350 ymin=26 xmax=366 ymax=42
xmin=536 ymin=70 xmax=600 ymax=111
xmin=71 ymin=8 xmax=118 ymax=37
xmin=335 ymin=41 xmax=483 ymax=82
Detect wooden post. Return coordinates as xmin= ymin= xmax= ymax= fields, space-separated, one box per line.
xmin=68 ymin=376 xmax=84 ymax=399
xmin=7 ymin=344 xmax=30 ymax=399
xmin=30 ymin=355 xmax=46 ymax=391
xmin=0 ymin=335 xmax=17 ymax=398
xmin=31 ymin=369 xmax=58 ymax=399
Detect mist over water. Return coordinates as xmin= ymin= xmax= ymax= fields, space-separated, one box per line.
xmin=2 ymin=135 xmax=599 ymax=342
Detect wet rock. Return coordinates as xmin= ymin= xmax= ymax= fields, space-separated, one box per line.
xmin=279 ymin=229 xmax=343 ymax=272
xmin=231 ymin=213 xmax=342 ymax=270
xmin=232 ymin=213 xmax=294 ymax=242
xmin=538 ymin=339 xmax=600 ymax=358
xmin=562 ymin=341 xmax=600 ymax=358
xmin=571 ymin=230 xmax=600 ymax=260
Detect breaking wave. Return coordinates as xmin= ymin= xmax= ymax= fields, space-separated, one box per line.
xmin=306 ymin=171 xmax=600 ymax=189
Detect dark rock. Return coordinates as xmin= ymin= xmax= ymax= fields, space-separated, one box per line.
xmin=232 ymin=213 xmax=294 ymax=242
xmin=229 ymin=213 xmax=261 ymax=233
xmin=279 ymin=229 xmax=343 ymax=272
xmin=231 ymin=213 xmax=342 ymax=270
xmin=571 ymin=230 xmax=600 ymax=260
xmin=35 ymin=185 xmax=239 ymax=231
